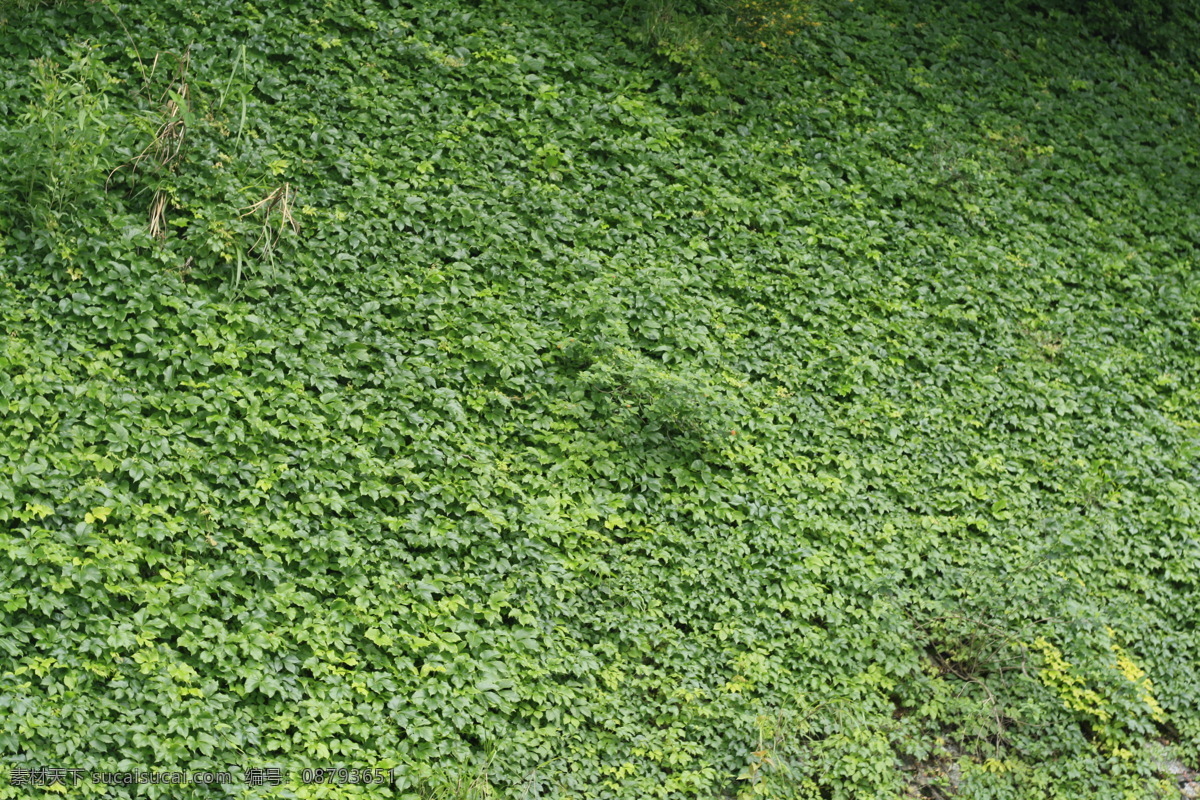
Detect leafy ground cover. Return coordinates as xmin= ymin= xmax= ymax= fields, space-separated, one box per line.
xmin=1 ymin=0 xmax=1199 ymax=797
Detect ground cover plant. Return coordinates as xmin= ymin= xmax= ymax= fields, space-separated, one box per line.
xmin=1 ymin=0 xmax=1199 ymax=797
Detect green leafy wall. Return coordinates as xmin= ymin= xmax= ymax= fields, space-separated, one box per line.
xmin=1 ymin=0 xmax=1198 ymax=797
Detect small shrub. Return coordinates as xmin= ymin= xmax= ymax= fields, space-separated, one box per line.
xmin=625 ymin=0 xmax=816 ymax=87
xmin=0 ymin=41 xmax=137 ymax=236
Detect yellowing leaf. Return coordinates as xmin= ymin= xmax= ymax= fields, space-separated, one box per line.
xmin=85 ymin=506 xmax=112 ymax=524
xmin=25 ymin=503 xmax=53 ymax=520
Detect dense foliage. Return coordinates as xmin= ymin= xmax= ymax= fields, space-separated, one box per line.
xmin=1021 ymin=0 xmax=1200 ymax=53
xmin=1 ymin=0 xmax=1198 ymax=797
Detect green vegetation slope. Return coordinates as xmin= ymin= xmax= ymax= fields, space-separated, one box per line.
xmin=1 ymin=0 xmax=1199 ymax=797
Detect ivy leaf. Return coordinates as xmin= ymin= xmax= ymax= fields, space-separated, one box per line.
xmin=84 ymin=506 xmax=112 ymax=524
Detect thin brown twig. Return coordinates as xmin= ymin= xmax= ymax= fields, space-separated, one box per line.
xmin=240 ymin=183 xmax=299 ymax=258
xmin=147 ymin=189 xmax=168 ymax=240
